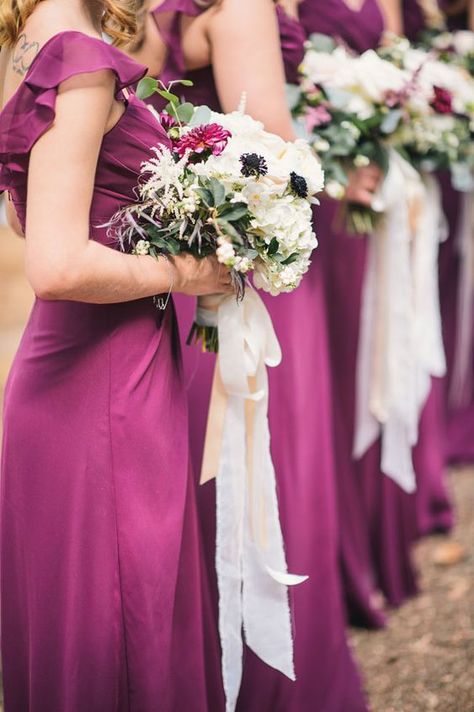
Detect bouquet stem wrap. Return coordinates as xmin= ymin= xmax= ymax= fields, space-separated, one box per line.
xmin=197 ymin=290 xmax=308 ymax=712
xmin=353 ymin=151 xmax=446 ymax=493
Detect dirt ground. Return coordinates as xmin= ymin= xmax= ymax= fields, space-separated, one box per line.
xmin=350 ymin=467 xmax=474 ymax=712
xmin=0 ymin=225 xmax=473 ymax=712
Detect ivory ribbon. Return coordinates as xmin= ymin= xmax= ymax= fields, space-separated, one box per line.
xmin=450 ymin=191 xmax=474 ymax=407
xmin=353 ymin=151 xmax=446 ymax=493
xmin=197 ymin=290 xmax=308 ymax=712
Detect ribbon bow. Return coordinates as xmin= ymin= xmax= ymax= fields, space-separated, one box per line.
xmin=198 ymin=289 xmax=308 ymax=712
xmin=353 ymin=150 xmax=446 ymax=493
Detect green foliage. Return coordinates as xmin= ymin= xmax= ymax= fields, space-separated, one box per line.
xmin=308 ymin=33 xmax=336 ymax=53
xmin=136 ymin=77 xmax=159 ymax=100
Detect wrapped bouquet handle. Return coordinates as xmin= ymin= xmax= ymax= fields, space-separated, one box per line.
xmin=196 ymin=289 xmax=308 ymax=712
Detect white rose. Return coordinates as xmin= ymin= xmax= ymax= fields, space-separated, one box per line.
xmin=325 ymin=180 xmax=346 ymax=200
xmin=453 ymin=31 xmax=474 ymax=56
xmin=313 ymin=138 xmax=331 ymax=153
xmin=354 ymin=155 xmax=370 ymax=167
xmin=133 ymin=240 xmax=151 ymax=256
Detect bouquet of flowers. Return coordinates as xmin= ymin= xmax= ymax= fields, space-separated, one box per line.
xmin=418 ymin=28 xmax=474 ymax=75
xmin=111 ymin=79 xmax=324 ymax=350
xmin=379 ymin=36 xmax=474 ymax=191
xmin=291 ymin=34 xmax=420 ymax=233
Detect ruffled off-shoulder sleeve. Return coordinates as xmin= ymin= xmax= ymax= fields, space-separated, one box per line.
xmin=0 ymin=32 xmax=147 ymax=192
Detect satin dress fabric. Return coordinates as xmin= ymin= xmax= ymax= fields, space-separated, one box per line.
xmin=0 ymin=32 xmax=224 ymax=712
xmin=151 ymin=2 xmax=369 ymax=710
xmin=300 ymin=0 xmax=453 ymax=627
xmin=404 ymin=0 xmax=474 ymax=465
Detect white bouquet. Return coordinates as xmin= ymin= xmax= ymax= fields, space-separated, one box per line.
xmin=292 ymin=34 xmax=423 ymax=232
xmin=111 ymin=83 xmax=323 ymax=348
xmin=379 ymin=36 xmax=474 ymax=190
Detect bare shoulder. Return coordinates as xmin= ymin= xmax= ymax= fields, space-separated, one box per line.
xmin=10 ymin=1 xmax=101 ymax=78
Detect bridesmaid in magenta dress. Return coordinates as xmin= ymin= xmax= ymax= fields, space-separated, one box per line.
xmin=137 ymin=1 xmax=369 ymax=709
xmin=300 ymin=0 xmax=453 ymax=625
xmin=404 ymin=0 xmax=474 ymax=465
xmin=0 ymin=3 xmax=229 ymax=710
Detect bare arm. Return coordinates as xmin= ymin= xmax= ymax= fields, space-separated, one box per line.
xmin=208 ymin=0 xmax=296 ymax=140
xmin=378 ymin=0 xmax=404 ymax=36
xmin=127 ymin=7 xmax=167 ymax=78
xmin=25 ymin=69 xmax=230 ymax=302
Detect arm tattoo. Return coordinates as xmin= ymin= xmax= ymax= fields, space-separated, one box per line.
xmin=12 ymin=34 xmax=40 ymax=77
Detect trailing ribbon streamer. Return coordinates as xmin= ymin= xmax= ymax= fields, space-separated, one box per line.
xmin=353 ymin=151 xmax=446 ymax=493
xmin=450 ymin=191 xmax=474 ymax=407
xmin=197 ymin=289 xmax=308 ymax=712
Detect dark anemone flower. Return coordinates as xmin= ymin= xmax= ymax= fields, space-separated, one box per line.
xmin=175 ymin=124 xmax=232 ymax=157
xmin=240 ymin=153 xmax=269 ymax=178
xmin=290 ymin=172 xmax=308 ymax=199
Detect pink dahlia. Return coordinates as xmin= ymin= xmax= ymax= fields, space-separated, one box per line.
xmin=384 ymin=89 xmax=402 ymax=108
xmin=304 ymin=105 xmax=332 ymax=132
xmin=431 ymin=86 xmax=453 ymax=114
xmin=175 ymin=124 xmax=232 ymax=158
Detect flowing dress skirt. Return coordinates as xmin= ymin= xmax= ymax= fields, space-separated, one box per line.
xmin=1 ymin=297 xmax=223 ymax=712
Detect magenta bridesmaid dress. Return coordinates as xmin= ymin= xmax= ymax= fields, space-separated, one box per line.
xmin=300 ymin=0 xmax=453 ymax=626
xmin=404 ymin=0 xmax=474 ymax=465
xmin=151 ymin=2 xmax=368 ymax=710
xmin=0 ymin=32 xmax=223 ymax=712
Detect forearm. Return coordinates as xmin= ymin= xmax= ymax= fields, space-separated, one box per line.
xmin=378 ymin=0 xmax=404 ymax=36
xmin=209 ymin=0 xmax=296 ymax=141
xmin=26 ymin=238 xmax=176 ymax=303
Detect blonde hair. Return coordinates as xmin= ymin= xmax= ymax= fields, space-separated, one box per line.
xmin=0 ymin=0 xmax=138 ymax=48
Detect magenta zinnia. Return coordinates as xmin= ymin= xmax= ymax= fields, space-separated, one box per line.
xmin=159 ymin=112 xmax=179 ymax=132
xmin=175 ymin=123 xmax=232 ymax=157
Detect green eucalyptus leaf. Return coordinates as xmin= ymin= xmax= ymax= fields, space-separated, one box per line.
xmin=268 ymin=237 xmax=279 ymax=256
xmin=218 ymin=203 xmax=249 ymax=221
xmin=308 ymin=33 xmax=336 ymax=53
xmin=195 ymin=187 xmax=214 ymax=207
xmin=281 ymin=252 xmax=299 ymax=266
xmin=209 ymin=178 xmax=226 ymax=207
xmin=136 ymin=77 xmax=159 ymax=100
xmin=286 ymin=83 xmax=302 ymax=111
xmin=157 ymin=89 xmax=180 ymax=104
xmin=175 ymin=102 xmax=195 ymax=124
xmin=174 ymin=79 xmax=194 ymax=87
xmin=216 ymin=218 xmax=241 ymax=241
xmin=190 ymin=105 xmax=213 ymax=127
